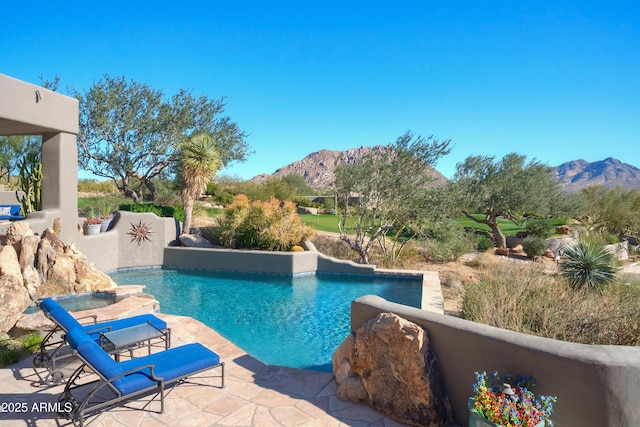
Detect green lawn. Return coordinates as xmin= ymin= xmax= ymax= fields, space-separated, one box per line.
xmin=455 ymin=214 xmax=567 ymax=235
xmin=299 ymin=214 xmax=341 ymax=233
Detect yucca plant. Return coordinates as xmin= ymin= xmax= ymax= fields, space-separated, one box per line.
xmin=561 ymin=241 xmax=617 ymax=290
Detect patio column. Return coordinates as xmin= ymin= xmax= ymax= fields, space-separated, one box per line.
xmin=41 ymin=132 xmax=78 ymax=243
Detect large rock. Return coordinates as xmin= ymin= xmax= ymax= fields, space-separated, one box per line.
xmin=36 ymin=238 xmax=57 ymax=280
xmin=0 ymin=245 xmax=23 ymax=281
xmin=65 ymin=244 xmax=117 ymax=293
xmin=179 ymin=234 xmax=214 ymax=248
xmin=22 ymin=264 xmax=41 ymax=300
xmin=41 ymin=228 xmax=65 ymax=253
xmin=19 ymin=235 xmax=40 ymax=268
xmin=333 ymin=312 xmax=453 ymax=427
xmin=0 ymin=275 xmax=28 ymax=332
xmin=5 ymin=221 xmax=34 ymax=256
xmin=44 ymin=253 xmax=76 ymax=295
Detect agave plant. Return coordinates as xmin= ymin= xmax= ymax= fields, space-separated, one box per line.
xmin=560 ymin=241 xmax=617 ymax=289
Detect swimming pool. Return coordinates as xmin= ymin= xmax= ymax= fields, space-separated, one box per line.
xmin=109 ymin=268 xmax=422 ymax=371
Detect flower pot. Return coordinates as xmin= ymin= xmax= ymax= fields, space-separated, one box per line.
xmin=100 ymin=218 xmax=112 ymax=232
xmin=85 ymin=224 xmax=101 ymax=235
xmin=468 ymin=398 xmax=545 ymax=427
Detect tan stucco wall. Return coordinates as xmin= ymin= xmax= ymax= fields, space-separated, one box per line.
xmin=0 ymin=74 xmax=78 ymax=135
xmin=0 ymin=73 xmax=80 ymax=243
xmin=75 ymin=211 xmax=179 ymax=272
xmin=351 ymin=295 xmax=640 ymax=427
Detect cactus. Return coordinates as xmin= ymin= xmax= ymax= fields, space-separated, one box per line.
xmin=15 ymin=152 xmax=43 ymax=216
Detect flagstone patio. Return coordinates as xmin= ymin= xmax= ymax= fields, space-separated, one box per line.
xmin=0 ymin=313 xmax=410 ymax=427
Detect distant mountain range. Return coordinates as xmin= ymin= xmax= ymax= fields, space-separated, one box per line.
xmin=253 ymin=148 xmax=640 ymax=192
xmin=554 ymin=157 xmax=640 ymax=192
xmin=252 ymin=146 xmax=448 ymax=190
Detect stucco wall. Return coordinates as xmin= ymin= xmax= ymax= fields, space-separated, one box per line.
xmin=76 ymin=211 xmax=179 ymax=272
xmin=163 ymin=246 xmax=381 ymax=276
xmin=350 ymin=295 xmax=640 ymax=427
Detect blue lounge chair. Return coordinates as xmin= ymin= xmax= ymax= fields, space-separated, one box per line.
xmin=34 ymin=297 xmax=170 ymax=384
xmin=59 ymin=327 xmax=224 ymax=426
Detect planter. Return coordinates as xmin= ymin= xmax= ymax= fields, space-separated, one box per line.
xmin=100 ymin=218 xmax=112 ymax=232
xmin=84 ymin=224 xmax=101 ymax=235
xmin=468 ymin=398 xmax=545 ymax=427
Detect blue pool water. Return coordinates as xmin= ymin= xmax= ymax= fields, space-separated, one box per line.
xmin=109 ymin=268 xmax=422 ymax=371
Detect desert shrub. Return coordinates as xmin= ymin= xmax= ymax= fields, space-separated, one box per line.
xmin=521 ymin=236 xmax=547 ymax=259
xmin=461 ymin=261 xmax=640 ymax=345
xmin=560 ymin=240 xmax=616 ymax=289
xmin=525 ymin=219 xmax=554 ymax=238
xmin=311 ymin=235 xmax=360 ymax=263
xmin=293 ymin=197 xmax=313 ymax=208
xmin=476 ymin=234 xmax=494 ymax=251
xmin=0 ymin=333 xmax=42 ymax=367
xmin=215 ymin=194 xmax=314 ymax=251
xmin=422 ymin=220 xmax=477 ymax=262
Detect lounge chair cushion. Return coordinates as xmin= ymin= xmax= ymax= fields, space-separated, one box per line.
xmin=117 ymin=343 xmax=220 ymax=395
xmin=66 ymin=328 xmax=221 ymax=396
xmin=66 ymin=328 xmax=124 ymax=390
xmin=40 ymin=297 xmax=167 ymax=335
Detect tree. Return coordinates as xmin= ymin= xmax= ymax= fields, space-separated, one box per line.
xmin=178 ymin=134 xmax=221 ymax=234
xmin=334 ymin=131 xmax=451 ymax=264
xmin=578 ymin=186 xmax=640 ymax=240
xmin=74 ymin=75 xmax=250 ymax=202
xmin=0 ymin=136 xmax=40 ymax=183
xmin=453 ymin=153 xmax=560 ymax=249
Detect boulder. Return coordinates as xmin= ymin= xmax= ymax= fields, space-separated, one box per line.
xmin=41 ymin=228 xmax=65 ymax=253
xmin=494 ymin=247 xmax=510 ymax=256
xmin=332 ymin=334 xmax=368 ymax=401
xmin=556 ymin=225 xmax=570 ymax=235
xmin=0 ymin=245 xmax=23 ymax=281
xmin=15 ymin=310 xmax=55 ymax=332
xmin=65 ymin=244 xmax=117 ymax=293
xmin=297 ymin=206 xmax=318 ymax=215
xmin=36 ymin=238 xmax=57 ymax=280
xmin=544 ymin=248 xmax=556 ymax=259
xmin=46 ymin=253 xmax=76 ymax=294
xmin=179 ymin=234 xmax=214 ymax=248
xmin=22 ymin=265 xmax=41 ymax=300
xmin=19 ymin=234 xmax=40 ymax=268
xmin=0 ymin=275 xmax=29 ymax=333
xmin=333 ymin=312 xmax=453 ymax=427
xmin=5 ymin=221 xmax=34 ymax=256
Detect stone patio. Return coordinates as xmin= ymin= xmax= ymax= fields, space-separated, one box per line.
xmin=0 ymin=313 xmax=410 ymax=427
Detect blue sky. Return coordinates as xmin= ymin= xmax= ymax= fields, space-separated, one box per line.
xmin=2 ymin=1 xmax=639 ymax=180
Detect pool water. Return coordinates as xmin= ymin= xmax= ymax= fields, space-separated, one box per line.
xmin=23 ymin=293 xmax=116 ymax=314
xmin=109 ymin=268 xmax=422 ymax=371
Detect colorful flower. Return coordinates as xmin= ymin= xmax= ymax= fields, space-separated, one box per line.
xmin=471 ymin=371 xmax=557 ymax=427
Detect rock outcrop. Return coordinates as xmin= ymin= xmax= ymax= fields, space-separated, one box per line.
xmin=333 ymin=312 xmax=454 ymax=427
xmin=0 ymin=222 xmax=117 ymax=333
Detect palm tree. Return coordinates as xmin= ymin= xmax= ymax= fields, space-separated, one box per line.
xmin=178 ymin=134 xmax=221 ymax=234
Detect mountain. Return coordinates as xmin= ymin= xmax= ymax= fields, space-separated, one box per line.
xmin=253 ymin=146 xmax=448 ymax=190
xmin=554 ymin=157 xmax=640 ymax=192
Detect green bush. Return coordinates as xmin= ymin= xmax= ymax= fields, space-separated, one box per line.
xmin=423 ymin=220 xmax=477 ymax=262
xmin=215 ymin=195 xmax=314 ymax=251
xmin=119 ymin=203 xmax=185 ymax=223
xmin=561 ymin=241 xmax=616 ymax=290
xmin=526 ymin=219 xmax=554 ymax=238
xmin=0 ymin=333 xmax=42 ymax=367
xmin=476 ymin=234 xmax=494 ymax=251
xmin=521 ymin=236 xmax=547 ymax=259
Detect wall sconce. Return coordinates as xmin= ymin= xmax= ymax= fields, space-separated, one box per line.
xmin=35 ymin=90 xmax=43 ymax=103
